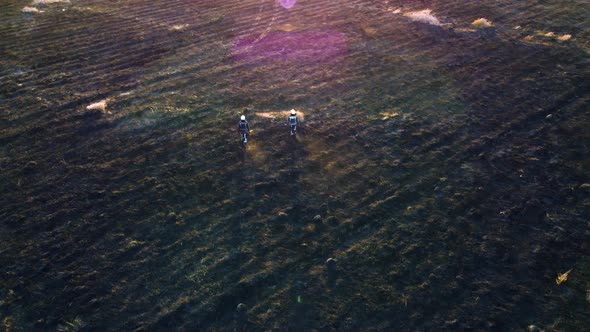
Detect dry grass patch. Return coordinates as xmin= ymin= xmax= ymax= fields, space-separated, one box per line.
xmin=22 ymin=6 xmax=40 ymax=13
xmin=169 ymin=24 xmax=189 ymax=31
xmin=86 ymin=99 xmax=109 ymax=113
xmin=471 ymin=18 xmax=493 ymax=28
xmin=404 ymin=9 xmax=442 ymax=26
xmin=32 ymin=0 xmax=70 ymax=4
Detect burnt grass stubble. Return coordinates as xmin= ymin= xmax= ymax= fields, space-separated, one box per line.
xmin=1 ymin=0 xmax=589 ymax=331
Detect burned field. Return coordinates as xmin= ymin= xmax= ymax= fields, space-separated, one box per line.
xmin=1 ymin=0 xmax=589 ymax=330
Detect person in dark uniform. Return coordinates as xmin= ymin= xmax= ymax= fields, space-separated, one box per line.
xmin=287 ymin=109 xmax=298 ymax=136
xmin=238 ymin=115 xmax=249 ymax=143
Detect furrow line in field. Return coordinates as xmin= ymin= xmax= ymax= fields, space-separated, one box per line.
xmin=11 ymin=0 xmax=360 ymax=92
xmin=3 ymin=10 xmax=279 ymax=91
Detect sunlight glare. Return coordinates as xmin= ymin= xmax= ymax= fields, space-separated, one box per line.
xmin=279 ymin=0 xmax=297 ymax=9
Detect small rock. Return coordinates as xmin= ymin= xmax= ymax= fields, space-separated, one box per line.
xmin=527 ymin=324 xmax=543 ymax=332
xmin=236 ymin=303 xmax=247 ymax=313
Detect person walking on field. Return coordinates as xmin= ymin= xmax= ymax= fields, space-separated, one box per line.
xmin=238 ymin=115 xmax=249 ymax=143
xmin=288 ymin=109 xmax=298 ymax=136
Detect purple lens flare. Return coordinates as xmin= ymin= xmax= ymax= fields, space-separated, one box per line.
xmin=232 ymin=30 xmax=347 ymax=63
xmin=279 ymin=0 xmax=297 ymax=9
